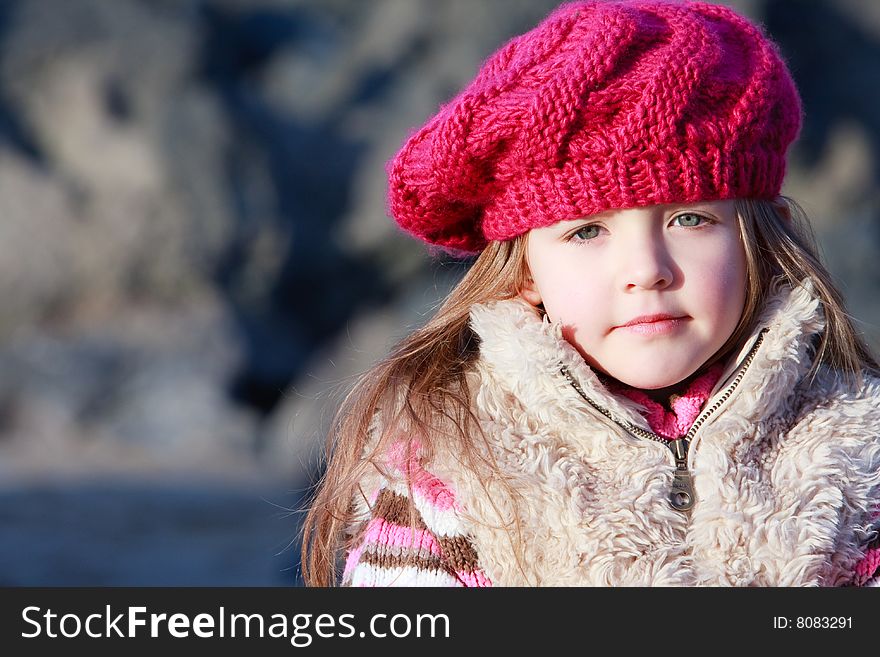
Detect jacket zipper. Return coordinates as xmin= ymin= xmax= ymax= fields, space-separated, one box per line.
xmin=560 ymin=328 xmax=768 ymax=513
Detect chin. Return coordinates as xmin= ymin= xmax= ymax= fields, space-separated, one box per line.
xmin=588 ymin=354 xmax=697 ymax=390
xmin=622 ymin=378 xmax=679 ymax=390
xmin=610 ymin=369 xmax=690 ymax=390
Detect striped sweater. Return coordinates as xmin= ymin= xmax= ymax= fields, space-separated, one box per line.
xmin=342 ymin=280 xmax=880 ymax=586
xmin=342 ymin=438 xmax=492 ymax=587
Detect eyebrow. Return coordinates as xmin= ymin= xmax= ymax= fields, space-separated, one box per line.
xmin=669 ymin=203 xmax=721 ymax=212
xmin=552 ymin=216 xmax=599 ymax=229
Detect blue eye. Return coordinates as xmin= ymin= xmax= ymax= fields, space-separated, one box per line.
xmin=571 ymin=225 xmax=601 ymax=242
xmin=672 ymin=213 xmax=708 ymax=227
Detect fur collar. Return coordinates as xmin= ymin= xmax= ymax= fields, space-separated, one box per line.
xmin=430 ymin=278 xmax=880 ymax=586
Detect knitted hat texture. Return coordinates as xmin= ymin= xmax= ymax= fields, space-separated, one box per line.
xmin=387 ymin=0 xmax=802 ymax=254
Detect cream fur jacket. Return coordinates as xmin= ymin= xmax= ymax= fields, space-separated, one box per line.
xmin=344 ymin=280 xmax=880 ymax=586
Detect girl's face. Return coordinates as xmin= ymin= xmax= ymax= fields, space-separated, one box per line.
xmin=520 ymin=200 xmax=747 ymax=389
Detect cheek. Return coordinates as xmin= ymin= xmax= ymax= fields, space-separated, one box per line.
xmin=533 ymin=256 xmax=585 ymax=296
xmin=696 ymin=242 xmax=748 ymax=324
xmin=536 ymin=261 xmax=609 ymax=330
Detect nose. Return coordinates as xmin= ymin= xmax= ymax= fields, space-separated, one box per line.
xmin=619 ymin=233 xmax=675 ymax=291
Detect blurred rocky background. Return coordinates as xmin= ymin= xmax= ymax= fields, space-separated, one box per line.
xmin=0 ymin=0 xmax=877 ymax=586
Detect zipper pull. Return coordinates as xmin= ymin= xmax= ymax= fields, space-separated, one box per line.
xmin=668 ymin=438 xmax=695 ymax=512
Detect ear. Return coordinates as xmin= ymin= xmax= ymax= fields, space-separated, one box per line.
xmin=519 ymin=275 xmax=543 ymax=308
xmin=773 ymin=195 xmax=792 ymax=222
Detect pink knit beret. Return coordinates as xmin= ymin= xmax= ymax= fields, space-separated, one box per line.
xmin=387 ymin=0 xmax=802 ymax=255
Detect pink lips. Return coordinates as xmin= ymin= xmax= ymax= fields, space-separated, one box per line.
xmin=615 ymin=314 xmax=688 ymax=336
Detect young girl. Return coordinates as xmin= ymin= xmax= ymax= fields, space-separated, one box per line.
xmin=301 ymin=0 xmax=880 ymax=586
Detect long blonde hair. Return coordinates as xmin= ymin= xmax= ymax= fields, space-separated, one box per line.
xmin=300 ymin=197 xmax=879 ymax=586
xmin=728 ymin=197 xmax=879 ymax=385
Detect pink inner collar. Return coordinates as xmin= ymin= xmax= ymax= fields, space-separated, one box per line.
xmin=603 ymin=364 xmax=725 ymax=440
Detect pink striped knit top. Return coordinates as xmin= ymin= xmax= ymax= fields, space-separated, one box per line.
xmin=342 ymin=440 xmax=492 ymax=587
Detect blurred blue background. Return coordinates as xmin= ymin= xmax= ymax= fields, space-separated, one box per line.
xmin=0 ymin=0 xmax=878 ymax=586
